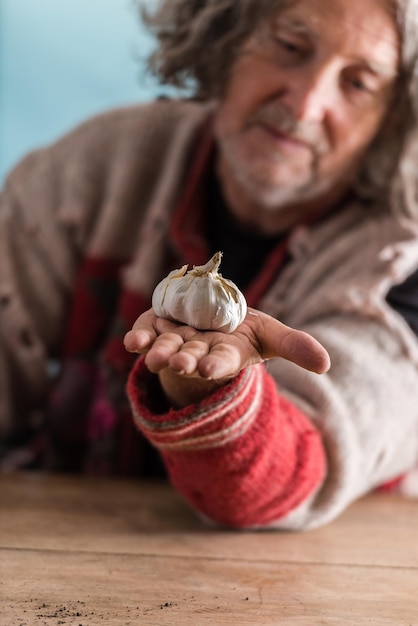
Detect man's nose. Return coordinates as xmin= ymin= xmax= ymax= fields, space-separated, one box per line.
xmin=285 ymin=63 xmax=338 ymax=122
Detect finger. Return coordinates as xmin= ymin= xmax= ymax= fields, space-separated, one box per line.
xmin=168 ymin=340 xmax=210 ymax=375
xmin=155 ymin=317 xmax=199 ymax=342
xmin=198 ymin=344 xmax=243 ymax=379
xmin=124 ymin=328 xmax=156 ymax=353
xmin=253 ymin=312 xmax=330 ymax=374
xmin=279 ymin=329 xmax=331 ymax=374
xmin=144 ymin=332 xmax=185 ymax=373
xmin=124 ymin=309 xmax=159 ymax=353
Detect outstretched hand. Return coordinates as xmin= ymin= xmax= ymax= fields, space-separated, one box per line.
xmin=124 ymin=307 xmax=330 ymax=381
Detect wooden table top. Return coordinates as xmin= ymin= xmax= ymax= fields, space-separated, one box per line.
xmin=1 ymin=472 xmax=417 ymax=625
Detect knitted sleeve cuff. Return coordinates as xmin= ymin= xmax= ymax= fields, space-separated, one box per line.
xmin=127 ymin=355 xmax=327 ymax=528
xmin=127 ymin=356 xmax=263 ymax=452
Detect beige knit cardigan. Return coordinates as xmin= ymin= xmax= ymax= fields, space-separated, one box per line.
xmin=1 ymin=99 xmax=418 ymax=529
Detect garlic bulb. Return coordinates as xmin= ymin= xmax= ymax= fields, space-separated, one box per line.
xmin=152 ymin=252 xmax=247 ymax=333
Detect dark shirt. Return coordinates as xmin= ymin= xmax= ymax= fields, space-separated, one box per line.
xmin=207 ymin=170 xmax=284 ymax=291
xmin=387 ymin=268 xmax=418 ymax=336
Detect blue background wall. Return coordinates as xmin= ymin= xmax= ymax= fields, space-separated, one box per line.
xmin=0 ymin=0 xmax=176 ymax=182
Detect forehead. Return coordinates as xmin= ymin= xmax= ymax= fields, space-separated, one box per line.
xmin=270 ymin=0 xmax=400 ymax=73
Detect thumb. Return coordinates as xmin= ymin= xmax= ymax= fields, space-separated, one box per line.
xmin=278 ymin=329 xmax=331 ymax=374
xmin=253 ymin=311 xmax=330 ymax=374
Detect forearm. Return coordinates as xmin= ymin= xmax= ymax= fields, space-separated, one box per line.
xmin=127 ymin=357 xmax=327 ymax=528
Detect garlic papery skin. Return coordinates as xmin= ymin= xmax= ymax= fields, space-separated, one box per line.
xmin=151 ymin=252 xmax=247 ymax=333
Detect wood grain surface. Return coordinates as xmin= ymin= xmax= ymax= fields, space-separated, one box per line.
xmin=1 ymin=473 xmax=417 ymax=625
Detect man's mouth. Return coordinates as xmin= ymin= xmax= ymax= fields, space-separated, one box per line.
xmin=258 ymin=122 xmax=311 ymax=153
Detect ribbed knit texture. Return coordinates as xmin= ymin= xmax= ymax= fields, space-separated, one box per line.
xmin=128 ymin=359 xmax=326 ymax=528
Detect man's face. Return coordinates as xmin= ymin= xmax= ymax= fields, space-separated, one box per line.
xmin=213 ymin=0 xmax=400 ymax=216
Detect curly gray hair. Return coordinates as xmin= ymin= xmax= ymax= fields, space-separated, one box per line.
xmin=139 ymin=0 xmax=418 ymax=220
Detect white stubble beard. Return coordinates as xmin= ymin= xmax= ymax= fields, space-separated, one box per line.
xmin=217 ymin=131 xmax=336 ymax=212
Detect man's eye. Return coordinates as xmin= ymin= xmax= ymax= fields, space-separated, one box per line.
xmin=349 ymin=78 xmax=368 ymax=91
xmin=276 ymin=38 xmax=302 ymax=55
xmin=345 ymin=72 xmax=380 ymax=96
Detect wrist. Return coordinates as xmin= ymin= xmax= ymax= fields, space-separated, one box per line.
xmin=159 ymin=368 xmax=231 ymax=408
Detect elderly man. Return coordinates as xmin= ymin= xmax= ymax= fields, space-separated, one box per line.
xmin=1 ymin=0 xmax=418 ymax=529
